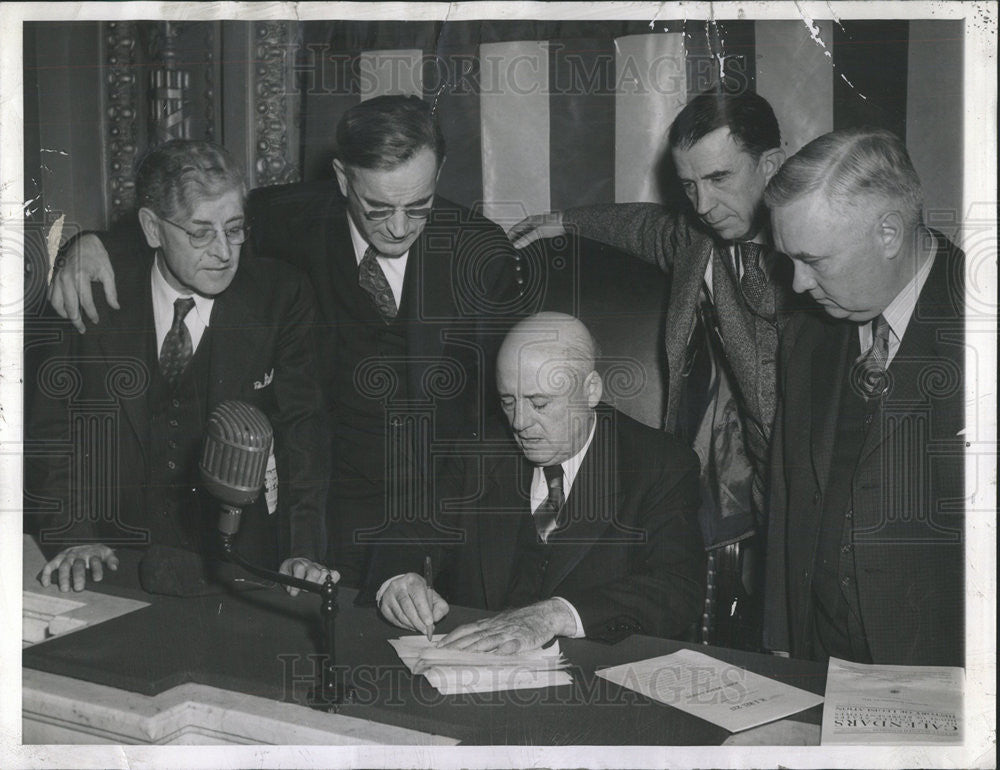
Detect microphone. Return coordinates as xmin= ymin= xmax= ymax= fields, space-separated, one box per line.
xmin=199 ymin=400 xmax=274 ymax=537
xmin=198 ymin=401 xmax=352 ymax=709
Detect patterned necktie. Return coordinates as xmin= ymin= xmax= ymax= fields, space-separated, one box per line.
xmin=852 ymin=314 xmax=891 ymax=399
xmin=358 ymin=245 xmax=398 ymax=322
xmin=159 ymin=297 xmax=196 ymax=386
xmin=534 ymin=464 xmax=565 ymax=543
xmin=737 ymin=242 xmax=770 ymax=309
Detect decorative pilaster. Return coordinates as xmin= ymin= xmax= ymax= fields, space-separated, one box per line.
xmin=252 ymin=21 xmax=299 ymax=187
xmin=204 ymin=24 xmax=217 ymax=141
xmin=103 ymin=21 xmax=139 ymax=225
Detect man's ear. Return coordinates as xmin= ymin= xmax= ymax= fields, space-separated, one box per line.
xmin=436 ymin=154 xmax=447 ymax=181
xmin=333 ymin=159 xmax=349 ymax=197
xmin=137 ymin=208 xmax=162 ymax=249
xmin=878 ymin=210 xmax=905 ymax=259
xmin=584 ymin=370 xmax=603 ymax=408
xmin=760 ymin=147 xmax=786 ymax=182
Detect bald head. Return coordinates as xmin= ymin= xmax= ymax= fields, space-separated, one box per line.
xmin=496 ymin=313 xmax=603 ymax=466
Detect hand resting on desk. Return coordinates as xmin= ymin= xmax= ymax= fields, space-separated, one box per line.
xmin=379 ymin=573 xmax=449 ymax=635
xmin=40 ymin=544 xmax=119 ymax=592
xmin=438 ymin=599 xmax=576 ymax=655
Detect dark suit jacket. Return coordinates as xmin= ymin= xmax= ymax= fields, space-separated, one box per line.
xmin=245 ymin=182 xmax=522 ymax=444
xmin=28 ymin=238 xmax=330 ymax=568
xmin=364 ymin=405 xmax=706 ymax=643
xmin=764 ymin=231 xmax=965 ymax=666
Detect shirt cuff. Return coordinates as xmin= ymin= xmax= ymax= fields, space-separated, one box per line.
xmin=375 ymin=573 xmax=410 ymax=605
xmin=552 ymin=596 xmax=585 ymax=638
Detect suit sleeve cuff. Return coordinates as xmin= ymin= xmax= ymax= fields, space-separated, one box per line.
xmin=553 ymin=596 xmax=585 ymax=638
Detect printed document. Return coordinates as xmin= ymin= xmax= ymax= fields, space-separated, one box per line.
xmin=595 ymin=648 xmax=824 ymax=732
xmin=821 ymin=657 xmax=963 ymax=744
xmin=389 ymin=635 xmax=572 ymax=695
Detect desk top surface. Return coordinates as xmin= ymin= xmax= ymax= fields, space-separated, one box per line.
xmin=23 ymin=545 xmax=826 ymax=745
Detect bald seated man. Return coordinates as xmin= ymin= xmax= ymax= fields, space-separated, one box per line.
xmin=363 ymin=312 xmax=705 ymax=652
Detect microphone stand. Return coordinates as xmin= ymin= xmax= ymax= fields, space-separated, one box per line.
xmin=219 ymin=530 xmax=355 ymax=712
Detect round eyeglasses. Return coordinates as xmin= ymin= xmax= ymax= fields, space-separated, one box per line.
xmin=362 ymin=206 xmax=433 ymax=222
xmin=344 ymin=180 xmax=433 ymax=222
xmin=160 ymin=216 xmax=249 ymax=248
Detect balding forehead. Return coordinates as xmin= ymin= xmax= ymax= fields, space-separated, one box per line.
xmin=503 ymin=315 xmax=595 ymax=359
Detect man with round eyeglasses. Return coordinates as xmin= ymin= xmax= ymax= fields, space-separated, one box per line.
xmin=28 ymin=139 xmax=333 ymax=596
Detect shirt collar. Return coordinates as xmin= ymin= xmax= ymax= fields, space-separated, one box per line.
xmin=347 ymin=213 xmax=411 ymax=264
xmin=151 ymin=252 xmax=215 ymax=328
xmin=530 ymin=410 xmax=598 ymax=510
xmin=881 ymin=238 xmax=938 ymax=344
xmin=559 ymin=411 xmax=598 ymax=492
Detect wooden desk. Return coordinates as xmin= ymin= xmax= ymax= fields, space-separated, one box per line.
xmin=23 ymin=538 xmax=824 ymax=745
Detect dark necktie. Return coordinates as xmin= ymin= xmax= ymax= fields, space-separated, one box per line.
xmin=534 ymin=464 xmax=565 ymax=542
xmin=852 ymin=314 xmax=891 ymax=399
xmin=159 ymin=297 xmax=196 ymax=386
xmin=737 ymin=241 xmax=770 ymax=309
xmin=358 ymin=245 xmax=398 ymax=322
xmin=678 ymin=295 xmax=718 ymax=445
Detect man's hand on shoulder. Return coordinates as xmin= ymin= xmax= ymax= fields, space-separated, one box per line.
xmin=40 ymin=544 xmax=119 ymax=592
xmin=507 ymin=212 xmax=565 ymax=249
xmin=48 ymin=233 xmax=119 ymax=333
xmin=378 ymin=573 xmax=449 ymax=636
xmin=437 ymin=598 xmax=576 ymax=654
xmin=279 ymin=557 xmax=340 ymax=597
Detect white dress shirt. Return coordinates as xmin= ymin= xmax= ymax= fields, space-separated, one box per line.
xmin=347 ymin=215 xmax=409 ymax=308
xmin=151 ymin=253 xmax=214 ymax=356
xmin=858 ymin=241 xmax=938 ymax=365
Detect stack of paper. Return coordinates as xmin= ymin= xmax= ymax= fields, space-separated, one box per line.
xmin=389 ymin=635 xmax=573 ymax=695
xmin=595 ymin=648 xmax=824 ymax=733
xmin=821 ymin=657 xmax=964 ymax=744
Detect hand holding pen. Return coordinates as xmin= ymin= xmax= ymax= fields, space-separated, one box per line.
xmin=376 ymin=562 xmax=450 ymax=637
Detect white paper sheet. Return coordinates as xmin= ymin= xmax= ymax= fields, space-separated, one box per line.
xmin=821 ymin=657 xmax=964 ymax=744
xmin=595 ymin=648 xmax=824 ymax=733
xmin=388 ymin=635 xmax=573 ymax=695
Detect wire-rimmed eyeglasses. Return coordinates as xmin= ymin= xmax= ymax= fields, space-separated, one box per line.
xmin=344 ymin=179 xmax=433 ymax=222
xmin=160 ymin=216 xmax=249 ymax=248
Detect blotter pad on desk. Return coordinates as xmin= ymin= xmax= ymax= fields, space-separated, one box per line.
xmin=389 ymin=635 xmax=573 ymax=695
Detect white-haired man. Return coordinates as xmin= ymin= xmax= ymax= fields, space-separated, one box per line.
xmin=765 ymin=127 xmax=965 ymax=667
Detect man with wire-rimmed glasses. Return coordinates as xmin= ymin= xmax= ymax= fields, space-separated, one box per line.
xmin=29 ymin=139 xmax=333 ymax=595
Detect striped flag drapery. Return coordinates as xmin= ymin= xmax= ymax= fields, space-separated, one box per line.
xmin=301 ymin=19 xmax=962 ymax=225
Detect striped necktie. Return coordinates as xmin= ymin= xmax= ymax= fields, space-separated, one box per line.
xmin=852 ymin=314 xmax=891 ymax=399
xmin=534 ymin=464 xmax=565 ymax=543
xmin=159 ymin=297 xmax=196 ymax=386
xmin=737 ymin=241 xmax=770 ymax=309
xmin=358 ymin=245 xmax=398 ymax=322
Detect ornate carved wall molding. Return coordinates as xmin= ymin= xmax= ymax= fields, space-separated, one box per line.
xmin=252 ymin=21 xmax=300 ymax=187
xmin=204 ymin=24 xmax=217 ymax=142
xmin=103 ymin=21 xmax=139 ymax=225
